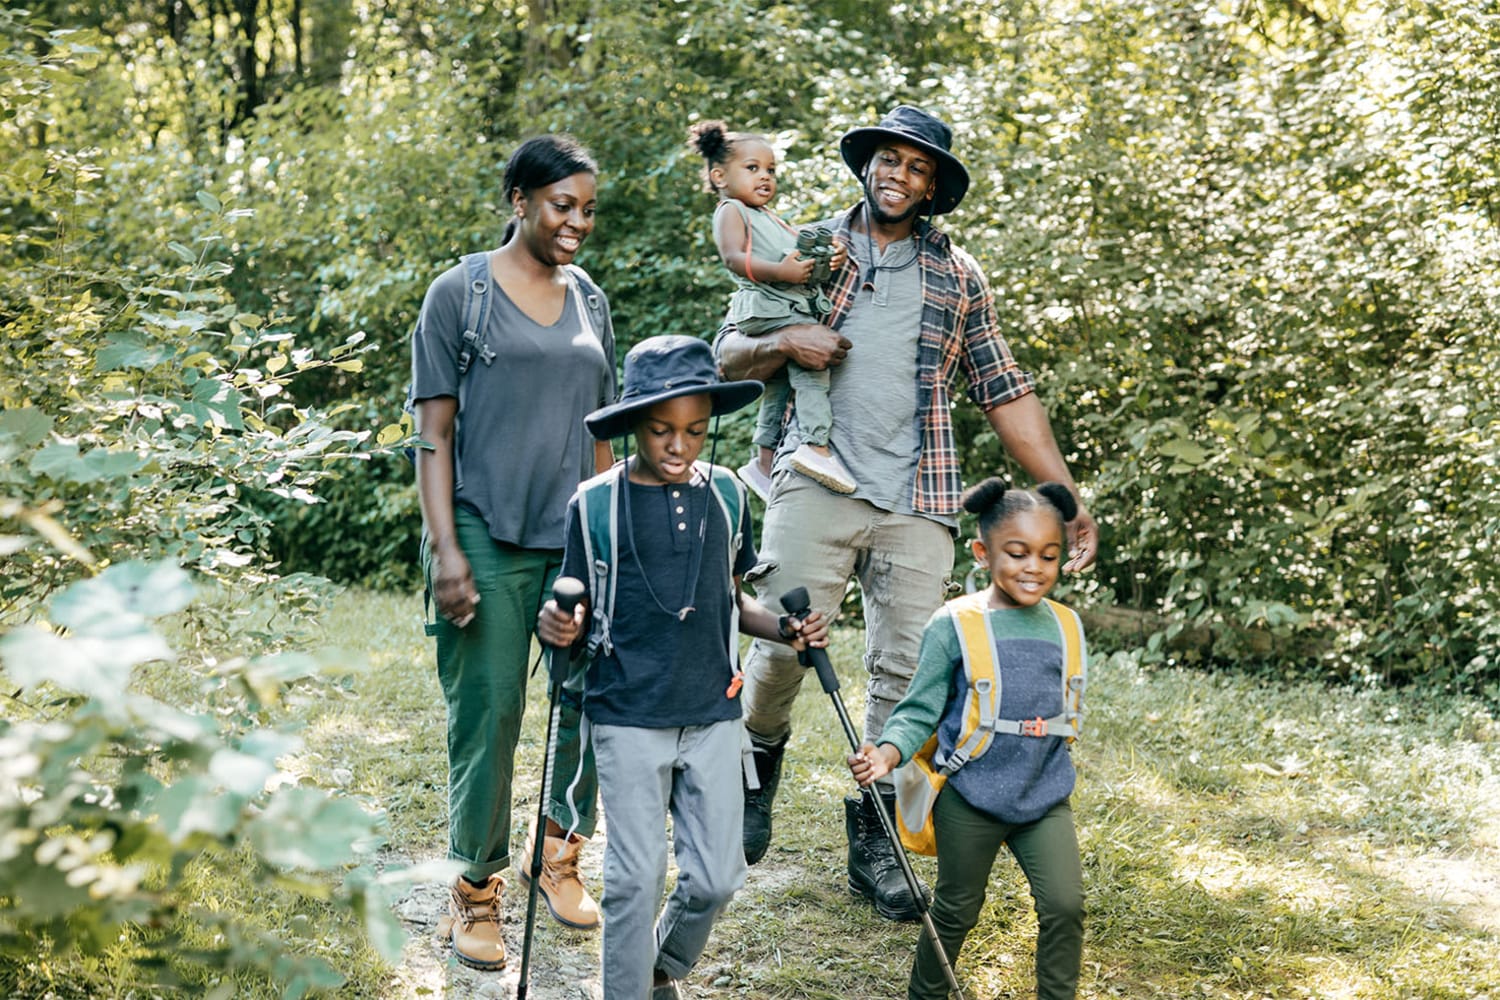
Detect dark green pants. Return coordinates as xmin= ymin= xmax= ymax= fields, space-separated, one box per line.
xmin=423 ymin=508 xmax=597 ymax=881
xmin=910 ymin=790 xmax=1083 ymax=1000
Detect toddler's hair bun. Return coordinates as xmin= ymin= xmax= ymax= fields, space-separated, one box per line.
xmin=961 ymin=476 xmax=1008 ymax=516
xmin=1037 ymin=482 xmax=1078 ymax=522
xmin=688 ymin=120 xmax=730 ymax=160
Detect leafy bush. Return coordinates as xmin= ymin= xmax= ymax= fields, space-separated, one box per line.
xmin=0 ymin=561 xmax=448 ymax=998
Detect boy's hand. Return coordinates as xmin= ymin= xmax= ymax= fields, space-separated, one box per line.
xmin=847 ymin=742 xmax=900 ymax=787
xmin=536 ymin=598 xmax=584 ymax=648
xmin=781 ymin=608 xmax=829 ymax=652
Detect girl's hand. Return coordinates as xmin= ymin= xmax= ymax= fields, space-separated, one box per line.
xmin=847 ymin=742 xmax=900 ymax=787
xmin=778 ymin=248 xmax=816 ymax=285
xmin=432 ymin=543 xmax=480 ymax=628
xmin=536 ymin=598 xmax=584 ymax=648
xmin=782 ymin=609 xmax=830 ymax=652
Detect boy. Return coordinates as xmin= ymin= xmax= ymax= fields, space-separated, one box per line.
xmin=537 ymin=335 xmax=829 ymax=1000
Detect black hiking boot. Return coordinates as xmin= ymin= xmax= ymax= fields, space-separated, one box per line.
xmin=743 ymin=731 xmax=788 ymax=864
xmin=845 ymin=791 xmax=927 ymax=921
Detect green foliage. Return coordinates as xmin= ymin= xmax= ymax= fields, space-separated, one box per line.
xmin=6 ymin=0 xmax=1500 ymax=690
xmin=0 ymin=563 xmax=446 ymax=998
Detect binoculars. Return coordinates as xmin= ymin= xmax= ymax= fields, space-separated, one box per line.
xmin=796 ymin=226 xmax=835 ymax=287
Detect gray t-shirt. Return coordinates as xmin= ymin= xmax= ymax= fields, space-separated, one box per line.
xmin=411 ymin=258 xmax=615 ymax=550
xmin=780 ymin=231 xmax=935 ymax=520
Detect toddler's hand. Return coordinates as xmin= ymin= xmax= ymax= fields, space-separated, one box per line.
xmin=780 ymin=248 xmax=816 ymax=285
xmin=827 ymin=237 xmax=849 ymax=275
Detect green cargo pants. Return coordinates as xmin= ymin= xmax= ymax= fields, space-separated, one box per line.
xmin=423 ymin=508 xmax=598 ymax=881
xmin=910 ymin=790 xmax=1084 ymax=1000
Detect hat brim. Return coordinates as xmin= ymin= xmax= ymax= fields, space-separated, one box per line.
xmin=585 ymin=379 xmax=764 ymax=441
xmin=839 ymin=127 xmax=970 ymax=215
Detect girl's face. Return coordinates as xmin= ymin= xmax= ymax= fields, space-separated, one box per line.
xmin=629 ymin=394 xmax=714 ymax=485
xmin=972 ymin=507 xmax=1063 ymax=609
xmin=711 ymin=139 xmax=779 ymax=209
xmin=513 ymin=171 xmax=597 ymax=266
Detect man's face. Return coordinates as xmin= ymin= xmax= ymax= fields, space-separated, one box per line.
xmin=862 ymin=141 xmax=938 ymax=225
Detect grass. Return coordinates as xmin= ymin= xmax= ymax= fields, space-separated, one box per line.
xmin=30 ymin=587 xmax=1500 ymax=998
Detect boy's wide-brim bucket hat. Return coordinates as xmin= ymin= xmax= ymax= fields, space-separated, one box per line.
xmin=839 ymin=104 xmax=970 ymax=216
xmin=585 ymin=335 xmax=763 ymax=441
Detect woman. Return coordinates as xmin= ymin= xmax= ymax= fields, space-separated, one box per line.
xmin=411 ymin=133 xmax=615 ymax=972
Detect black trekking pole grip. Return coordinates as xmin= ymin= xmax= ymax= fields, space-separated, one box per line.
xmin=551 ymin=576 xmax=588 ymax=635
xmin=518 ymin=575 xmax=588 ymax=1000
xmin=777 ymin=585 xmax=969 ymax=1000
xmin=779 ymin=587 xmax=841 ymax=695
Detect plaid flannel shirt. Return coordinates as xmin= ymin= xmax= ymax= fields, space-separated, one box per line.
xmin=817 ymin=205 xmax=1035 ymax=516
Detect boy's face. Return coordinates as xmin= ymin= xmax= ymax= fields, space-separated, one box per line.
xmin=629 ymin=394 xmax=714 ymax=485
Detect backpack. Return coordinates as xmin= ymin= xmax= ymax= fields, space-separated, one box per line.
xmin=574 ymin=460 xmax=746 ymax=684
xmin=403 ymin=251 xmax=610 ymax=463
xmin=894 ymin=591 xmax=1087 ymax=855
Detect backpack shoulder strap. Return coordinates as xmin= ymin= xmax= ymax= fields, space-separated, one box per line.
xmin=939 ymin=592 xmax=998 ymax=775
xmin=456 ymin=251 xmax=494 ymax=376
xmin=699 ymin=462 xmax=747 ymax=692
xmin=578 ymin=464 xmax=623 ymax=657
xmin=1044 ymin=598 xmax=1087 ymax=740
xmin=563 ymin=264 xmax=609 ymax=344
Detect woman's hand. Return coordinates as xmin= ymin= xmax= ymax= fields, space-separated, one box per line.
xmin=536 ymin=598 xmax=584 ymax=648
xmin=848 ymin=742 xmax=900 ymax=787
xmin=431 ymin=542 xmax=480 ymax=628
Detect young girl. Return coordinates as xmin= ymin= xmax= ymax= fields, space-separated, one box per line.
xmin=687 ymin=120 xmax=856 ymax=500
xmin=537 ymin=335 xmax=829 ymax=1000
xmin=848 ymin=477 xmax=1088 ymax=1000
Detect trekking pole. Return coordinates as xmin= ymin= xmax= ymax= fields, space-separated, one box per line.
xmin=779 ymin=586 xmax=967 ymax=1000
xmin=517 ymin=576 xmax=587 ymax=1000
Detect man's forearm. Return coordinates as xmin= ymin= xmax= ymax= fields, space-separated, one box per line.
xmin=714 ymin=326 xmax=789 ymax=382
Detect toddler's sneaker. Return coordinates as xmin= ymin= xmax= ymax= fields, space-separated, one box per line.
xmin=736 ymin=460 xmax=773 ymax=502
xmin=789 ymin=444 xmax=856 ymax=494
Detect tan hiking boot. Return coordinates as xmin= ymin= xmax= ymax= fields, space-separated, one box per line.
xmin=442 ymin=874 xmax=507 ymax=970
xmin=516 ymin=830 xmax=601 ymax=930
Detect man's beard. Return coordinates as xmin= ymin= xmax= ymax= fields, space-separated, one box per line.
xmin=863 ymin=173 xmax=927 ymax=226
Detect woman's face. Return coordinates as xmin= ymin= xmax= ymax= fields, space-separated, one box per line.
xmin=513 ymin=171 xmax=597 ymax=266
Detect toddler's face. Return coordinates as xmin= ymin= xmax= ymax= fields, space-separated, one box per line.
xmin=715 ymin=139 xmax=779 ymax=209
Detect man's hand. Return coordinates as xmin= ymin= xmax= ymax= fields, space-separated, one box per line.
xmin=1064 ymin=506 xmax=1098 ymax=573
xmin=779 ymin=323 xmax=851 ymax=371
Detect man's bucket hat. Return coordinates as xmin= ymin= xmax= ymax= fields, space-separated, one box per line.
xmin=839 ymin=105 xmax=971 ymax=216
xmin=585 ymin=335 xmax=763 ymax=441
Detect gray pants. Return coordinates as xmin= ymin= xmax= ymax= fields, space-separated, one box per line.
xmin=741 ymin=472 xmax=954 ymax=777
xmin=593 ymin=718 xmax=748 ymax=999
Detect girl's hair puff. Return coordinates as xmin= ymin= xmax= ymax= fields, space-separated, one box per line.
xmin=501 ymin=134 xmax=598 ymax=242
xmin=961 ymin=477 xmax=1077 ymax=541
xmin=688 ymin=119 xmax=767 ymax=194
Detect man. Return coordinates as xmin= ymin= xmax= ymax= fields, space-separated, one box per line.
xmin=715 ymin=105 xmax=1098 ymax=921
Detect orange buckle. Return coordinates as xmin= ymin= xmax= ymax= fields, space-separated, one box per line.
xmin=1020 ymin=717 xmax=1049 ymax=737
xmin=725 ymin=675 xmax=743 ymax=699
